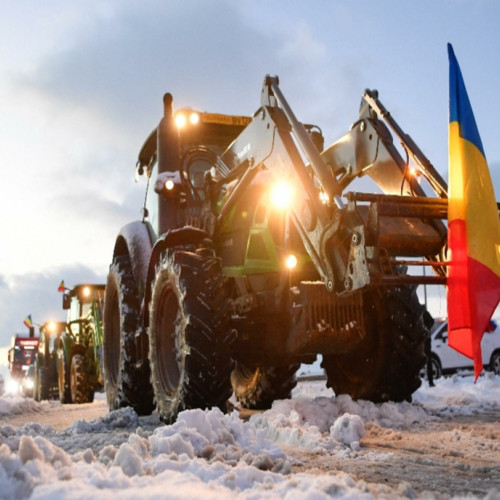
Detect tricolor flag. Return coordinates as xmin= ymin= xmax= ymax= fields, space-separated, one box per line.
xmin=58 ymin=280 xmax=65 ymax=292
xmin=23 ymin=314 xmax=33 ymax=329
xmin=447 ymin=43 xmax=500 ymax=381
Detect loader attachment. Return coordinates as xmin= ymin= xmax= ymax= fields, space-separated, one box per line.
xmin=215 ymin=76 xmax=450 ymax=294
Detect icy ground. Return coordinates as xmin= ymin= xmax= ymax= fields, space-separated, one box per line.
xmin=1 ymin=373 xmax=500 ymax=499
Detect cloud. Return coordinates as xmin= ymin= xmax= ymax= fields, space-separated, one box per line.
xmin=0 ymin=265 xmax=106 ymax=348
xmin=14 ymin=1 xmax=277 ymax=132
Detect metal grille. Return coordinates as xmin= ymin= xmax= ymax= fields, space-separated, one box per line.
xmin=297 ymin=282 xmax=366 ymax=354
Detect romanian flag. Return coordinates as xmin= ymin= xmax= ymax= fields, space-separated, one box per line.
xmin=447 ymin=43 xmax=500 ymax=381
xmin=24 ymin=314 xmax=33 ymax=329
xmin=58 ymin=280 xmax=65 ymax=292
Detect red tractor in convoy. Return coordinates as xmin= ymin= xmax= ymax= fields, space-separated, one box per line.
xmin=7 ymin=330 xmax=39 ymax=392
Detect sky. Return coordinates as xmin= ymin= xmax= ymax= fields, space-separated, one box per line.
xmin=1 ymin=0 xmax=499 ymax=346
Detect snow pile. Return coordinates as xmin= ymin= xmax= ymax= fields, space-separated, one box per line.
xmin=0 ymin=405 xmax=374 ymax=499
xmin=0 ymin=373 xmax=499 ymax=498
xmin=251 ymin=389 xmax=430 ymax=453
xmin=0 ymin=396 xmax=41 ymax=416
xmin=69 ymin=407 xmax=139 ymax=434
xmin=414 ymin=371 xmax=500 ymax=416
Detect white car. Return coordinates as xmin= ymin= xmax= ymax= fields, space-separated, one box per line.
xmin=426 ymin=317 xmax=500 ymax=379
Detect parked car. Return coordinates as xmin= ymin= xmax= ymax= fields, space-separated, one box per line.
xmin=426 ymin=317 xmax=500 ymax=379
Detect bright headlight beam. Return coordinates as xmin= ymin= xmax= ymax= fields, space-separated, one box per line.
xmin=6 ymin=379 xmax=19 ymax=394
xmin=286 ymin=254 xmax=298 ymax=270
xmin=271 ymin=182 xmax=293 ymax=210
xmin=175 ymin=113 xmax=187 ymax=128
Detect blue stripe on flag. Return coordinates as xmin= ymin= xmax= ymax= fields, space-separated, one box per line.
xmin=448 ymin=43 xmax=485 ymax=157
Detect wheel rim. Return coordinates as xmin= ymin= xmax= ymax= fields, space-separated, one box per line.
xmin=155 ymin=285 xmax=181 ymax=394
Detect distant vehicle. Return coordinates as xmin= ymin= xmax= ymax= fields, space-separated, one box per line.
xmin=21 ymin=365 xmax=35 ymax=398
xmin=33 ymin=321 xmax=66 ymax=401
xmin=7 ymin=333 xmax=39 ymax=382
xmin=59 ymin=284 xmax=105 ymax=404
xmin=426 ymin=318 xmax=500 ymax=379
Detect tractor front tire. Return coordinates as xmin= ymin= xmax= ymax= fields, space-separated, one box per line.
xmin=35 ymin=357 xmax=50 ymax=401
xmin=103 ymin=255 xmax=155 ymax=415
xmin=322 ymin=285 xmax=428 ymax=403
xmin=70 ymin=354 xmax=92 ymax=404
xmin=58 ymin=350 xmax=72 ymax=404
xmin=231 ymin=363 xmax=300 ymax=410
xmin=148 ymin=245 xmax=235 ymax=423
xmin=33 ymin=357 xmax=41 ymax=402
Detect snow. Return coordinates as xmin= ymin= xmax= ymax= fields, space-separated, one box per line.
xmin=0 ymin=374 xmax=499 ymax=499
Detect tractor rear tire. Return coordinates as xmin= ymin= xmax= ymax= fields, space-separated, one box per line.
xmin=33 ymin=357 xmax=41 ymax=402
xmin=148 ymin=245 xmax=235 ymax=423
xmin=58 ymin=350 xmax=72 ymax=404
xmin=35 ymin=357 xmax=51 ymax=401
xmin=321 ymin=285 xmax=428 ymax=403
xmin=33 ymin=370 xmax=40 ymax=402
xmin=231 ymin=363 xmax=300 ymax=410
xmin=103 ymin=255 xmax=155 ymax=415
xmin=70 ymin=354 xmax=91 ymax=404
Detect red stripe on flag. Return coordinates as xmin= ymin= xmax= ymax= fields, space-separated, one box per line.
xmin=448 ymin=219 xmax=500 ymax=379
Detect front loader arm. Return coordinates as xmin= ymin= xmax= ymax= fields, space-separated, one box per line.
xmin=216 ymin=76 xmax=350 ymax=291
xmin=213 ymin=76 xmax=449 ymax=293
xmin=321 ymin=89 xmax=448 ymax=199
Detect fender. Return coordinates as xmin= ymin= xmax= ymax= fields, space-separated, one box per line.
xmin=112 ymin=220 xmax=155 ymax=296
xmin=69 ymin=342 xmax=87 ymax=360
xmin=142 ymin=226 xmax=209 ymax=329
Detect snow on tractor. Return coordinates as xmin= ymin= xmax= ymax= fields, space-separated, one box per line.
xmin=103 ymin=76 xmax=453 ymax=423
xmin=59 ymin=283 xmax=105 ymax=404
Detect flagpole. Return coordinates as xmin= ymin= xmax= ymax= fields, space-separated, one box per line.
xmin=423 ymin=265 xmax=428 ymax=309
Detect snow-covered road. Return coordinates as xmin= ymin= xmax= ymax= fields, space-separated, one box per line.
xmin=1 ymin=374 xmax=499 ymax=499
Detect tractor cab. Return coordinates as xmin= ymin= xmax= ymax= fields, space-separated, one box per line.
xmin=63 ymin=284 xmax=105 ymax=336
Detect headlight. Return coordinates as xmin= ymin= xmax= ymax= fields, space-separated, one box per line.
xmin=189 ymin=112 xmax=200 ymax=125
xmin=285 ymin=254 xmax=298 ymax=270
xmin=175 ymin=113 xmax=187 ymax=128
xmin=155 ymin=172 xmax=182 ymax=196
xmin=25 ymin=379 xmax=34 ymax=390
xmin=271 ymin=181 xmax=293 ymax=210
xmin=175 ymin=111 xmax=200 ymax=128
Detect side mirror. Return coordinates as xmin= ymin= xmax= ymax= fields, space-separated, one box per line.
xmin=63 ymin=293 xmax=71 ymax=310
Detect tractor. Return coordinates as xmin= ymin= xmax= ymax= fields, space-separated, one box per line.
xmin=103 ymin=76 xmax=453 ymax=423
xmin=59 ymin=283 xmax=105 ymax=403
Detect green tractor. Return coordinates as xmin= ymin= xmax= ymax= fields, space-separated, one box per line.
xmin=33 ymin=321 xmax=66 ymax=401
xmin=103 ymin=78 xmax=454 ymax=423
xmin=59 ymin=283 xmax=105 ymax=403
